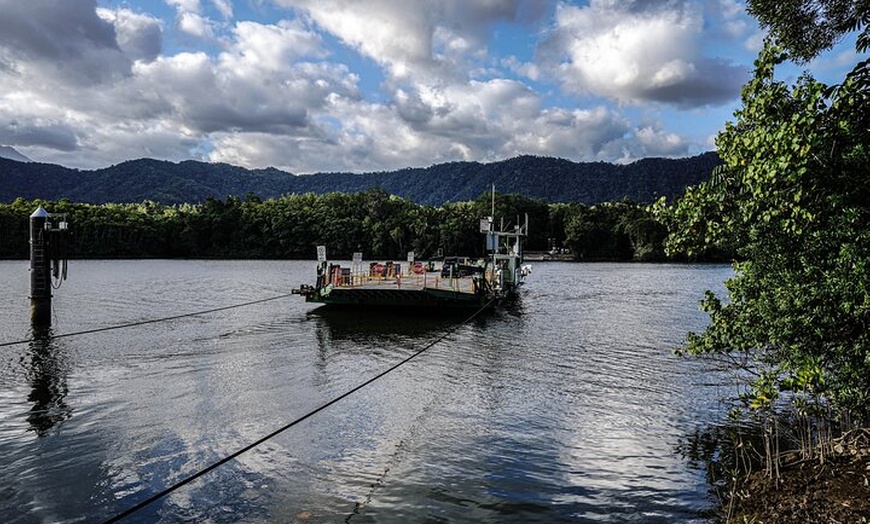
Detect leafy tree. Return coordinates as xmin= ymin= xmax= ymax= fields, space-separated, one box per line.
xmin=747 ymin=0 xmax=870 ymax=62
xmin=471 ymin=191 xmax=551 ymax=251
xmin=619 ymin=205 xmax=669 ymax=262
xmin=0 ymin=198 xmax=29 ymax=258
xmin=565 ymin=204 xmax=622 ymax=260
xmin=565 ymin=201 xmax=669 ymax=261
xmin=437 ymin=201 xmax=479 ymax=257
xmin=667 ymin=39 xmax=870 ymax=435
xmin=0 ymin=191 xmax=680 ymax=262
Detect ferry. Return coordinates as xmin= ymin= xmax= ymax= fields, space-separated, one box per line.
xmin=293 ymin=214 xmax=531 ymax=311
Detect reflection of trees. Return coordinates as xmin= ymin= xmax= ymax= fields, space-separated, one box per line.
xmin=677 ymin=420 xmax=770 ymax=519
xmin=309 ymin=308 xmax=470 ymax=351
xmin=308 ymin=307 xmax=470 ymax=383
xmin=26 ymin=326 xmax=72 ymax=436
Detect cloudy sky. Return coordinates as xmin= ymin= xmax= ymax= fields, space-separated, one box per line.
xmin=0 ymin=1 xmax=860 ymax=173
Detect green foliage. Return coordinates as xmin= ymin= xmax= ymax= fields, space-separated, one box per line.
xmin=668 ymin=43 xmax=870 ymax=423
xmin=567 ymin=201 xmax=670 ymax=261
xmin=0 ymin=153 xmax=720 ymax=207
xmin=0 ymin=198 xmax=32 ymax=258
xmin=0 ymin=191 xmax=684 ymax=263
xmin=747 ymin=0 xmax=870 ymax=62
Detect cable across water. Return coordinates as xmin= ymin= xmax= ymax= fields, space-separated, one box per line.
xmin=102 ymin=298 xmax=495 ymax=524
xmin=0 ymin=293 xmax=297 ymax=348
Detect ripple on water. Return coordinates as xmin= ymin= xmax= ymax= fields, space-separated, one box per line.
xmin=0 ymin=260 xmax=730 ymax=523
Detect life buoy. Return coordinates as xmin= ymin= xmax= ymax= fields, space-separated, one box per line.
xmin=412 ymin=262 xmax=425 ymax=274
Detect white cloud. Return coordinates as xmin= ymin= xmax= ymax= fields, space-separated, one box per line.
xmin=502 ymin=55 xmax=541 ymax=81
xmin=165 ymin=0 xmax=221 ymax=38
xmin=0 ymin=2 xmax=361 ymax=169
xmin=635 ymin=125 xmax=688 ymax=155
xmin=211 ymin=0 xmax=233 ymax=19
xmin=97 ymin=7 xmax=163 ymax=62
xmin=223 ymin=19 xmax=327 ymax=74
xmin=272 ymin=0 xmax=551 ymax=83
xmin=208 ymin=98 xmax=424 ymax=172
xmin=1 ymin=0 xmax=735 ymax=173
xmin=542 ymin=0 xmax=747 ymax=107
xmin=713 ymin=0 xmax=764 ymax=52
xmin=166 ymin=0 xmax=200 ymax=13
xmin=178 ymin=11 xmax=214 ymax=38
xmin=0 ymin=0 xmax=131 ymax=85
xmin=508 ymin=106 xmax=632 ymax=160
xmin=283 ymin=0 xmax=432 ymax=75
xmin=202 ymin=78 xmax=622 ymax=173
xmin=126 ymin=18 xmax=357 ymax=137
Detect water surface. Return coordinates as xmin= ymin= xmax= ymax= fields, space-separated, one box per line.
xmin=0 ymin=260 xmax=730 ymax=523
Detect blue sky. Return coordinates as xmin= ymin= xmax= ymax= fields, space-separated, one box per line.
xmin=0 ymin=0 xmax=861 ymax=173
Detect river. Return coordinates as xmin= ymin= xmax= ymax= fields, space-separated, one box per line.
xmin=0 ymin=260 xmax=731 ymax=523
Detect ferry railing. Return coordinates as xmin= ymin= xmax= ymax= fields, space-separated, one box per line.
xmin=328 ymin=269 xmax=482 ymax=294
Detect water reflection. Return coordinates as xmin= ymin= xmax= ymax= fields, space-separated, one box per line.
xmin=0 ymin=261 xmax=735 ymax=522
xmin=26 ymin=325 xmax=72 ymax=435
xmin=308 ymin=306 xmax=474 ymax=343
xmin=677 ymin=417 xmax=772 ymax=521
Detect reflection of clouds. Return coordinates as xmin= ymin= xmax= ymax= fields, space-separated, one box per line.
xmin=386 ymin=262 xmax=731 ymax=520
xmin=303 ymin=308 xmax=474 ymax=509
xmin=90 ymin=284 xmax=440 ymax=521
xmin=539 ymin=264 xmax=728 ymax=517
xmin=87 ymin=324 xmax=308 ymax=521
xmin=0 ymin=261 xmax=731 ymax=521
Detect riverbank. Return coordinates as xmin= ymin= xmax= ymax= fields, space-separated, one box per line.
xmin=724 ymin=429 xmax=870 ymax=523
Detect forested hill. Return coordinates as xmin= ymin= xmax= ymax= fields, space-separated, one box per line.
xmin=0 ymin=152 xmax=719 ymax=205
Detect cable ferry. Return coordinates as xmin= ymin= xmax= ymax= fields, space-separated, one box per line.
xmin=293 ymin=213 xmax=531 ymax=310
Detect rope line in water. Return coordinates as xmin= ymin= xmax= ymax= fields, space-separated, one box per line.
xmin=102 ymin=298 xmax=496 ymax=524
xmin=0 ymin=293 xmax=296 ymax=348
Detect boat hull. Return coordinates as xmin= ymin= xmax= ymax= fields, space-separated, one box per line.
xmin=305 ymin=286 xmax=490 ymax=310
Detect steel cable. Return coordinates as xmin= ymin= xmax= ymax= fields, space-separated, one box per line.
xmin=0 ymin=293 xmax=296 ymax=348
xmin=101 ymin=298 xmax=496 ymax=523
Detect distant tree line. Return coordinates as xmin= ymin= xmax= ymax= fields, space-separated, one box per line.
xmin=0 ymin=189 xmax=721 ymax=262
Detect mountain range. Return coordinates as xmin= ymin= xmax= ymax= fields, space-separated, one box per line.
xmin=0 ymin=146 xmax=32 ymax=163
xmin=0 ymin=151 xmax=720 ymax=206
